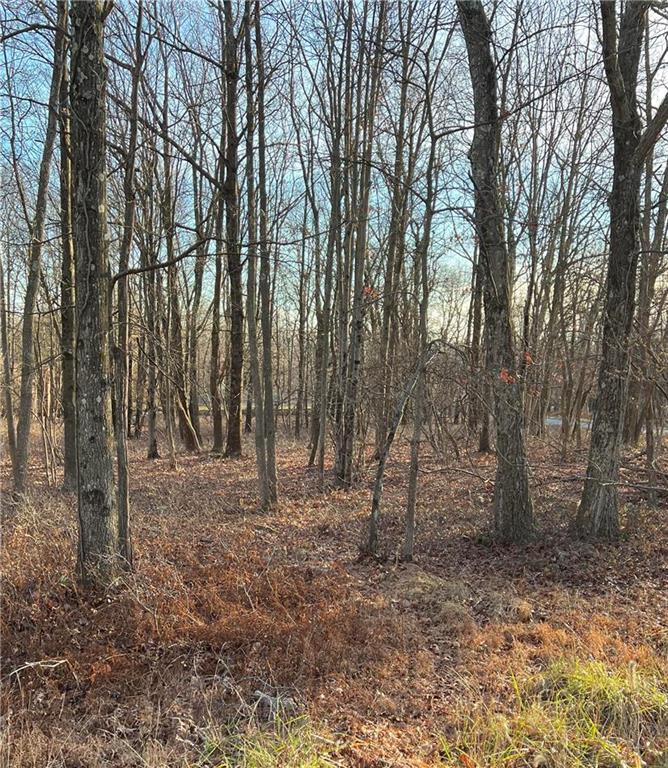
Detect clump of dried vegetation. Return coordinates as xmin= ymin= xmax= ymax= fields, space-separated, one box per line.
xmin=0 ymin=481 xmax=401 ymax=767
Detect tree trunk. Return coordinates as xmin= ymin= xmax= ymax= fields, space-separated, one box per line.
xmin=14 ymin=2 xmax=67 ymax=494
xmin=404 ymin=114 xmax=438 ymax=560
xmin=336 ymin=3 xmax=386 ymax=487
xmin=365 ymin=343 xmax=439 ymax=556
xmin=244 ymin=2 xmax=269 ymax=508
xmin=458 ymin=0 xmax=534 ymax=543
xmin=70 ymin=0 xmax=120 ymax=585
xmin=223 ymin=0 xmax=243 ymax=458
xmin=255 ymin=3 xmax=277 ymax=503
xmin=58 ymin=0 xmax=77 ymax=491
xmin=577 ymin=2 xmax=668 ymax=538
xmin=0 ymin=253 xmax=17 ymax=472
xmin=210 ymin=194 xmax=225 ymax=454
xmin=112 ymin=0 xmax=143 ymax=568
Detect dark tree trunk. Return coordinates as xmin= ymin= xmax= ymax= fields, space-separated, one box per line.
xmin=223 ymin=0 xmax=243 ymax=458
xmin=58 ymin=0 xmax=77 ymax=491
xmin=577 ymin=2 xmax=668 ymax=538
xmin=70 ymin=0 xmax=120 ymax=585
xmin=458 ymin=0 xmax=534 ymax=543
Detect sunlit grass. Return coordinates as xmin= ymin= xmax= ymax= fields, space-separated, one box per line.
xmin=440 ymin=659 xmax=668 ymax=767
xmin=196 ymin=716 xmax=338 ymax=768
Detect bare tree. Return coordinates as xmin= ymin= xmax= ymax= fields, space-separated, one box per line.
xmin=70 ymin=0 xmax=122 ymax=583
xmin=58 ymin=0 xmax=77 ymax=491
xmin=458 ymin=0 xmax=534 ymax=543
xmin=13 ymin=0 xmax=67 ymax=494
xmin=577 ymin=1 xmax=668 ymax=538
xmin=223 ymin=0 xmax=243 ymax=458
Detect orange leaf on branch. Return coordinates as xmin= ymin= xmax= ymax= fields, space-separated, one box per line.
xmin=499 ymin=368 xmax=516 ymax=385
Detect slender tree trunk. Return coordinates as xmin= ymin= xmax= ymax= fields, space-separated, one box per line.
xmin=468 ymin=242 xmax=482 ymax=438
xmin=210 ymin=195 xmax=225 ymax=454
xmin=157 ymin=52 xmax=200 ymax=455
xmin=295 ymin=215 xmax=307 ymax=441
xmin=223 ymin=0 xmax=243 ymax=458
xmin=366 ymin=343 xmax=438 ymax=556
xmin=133 ymin=335 xmax=146 ymax=438
xmin=255 ymin=3 xmax=277 ymax=502
xmin=14 ymin=3 xmax=66 ymax=494
xmin=377 ymin=2 xmax=412 ymax=454
xmin=112 ymin=0 xmax=143 ymax=568
xmin=336 ymin=3 xmax=386 ymax=487
xmin=244 ymin=2 xmax=269 ymax=508
xmin=404 ymin=122 xmax=437 ymax=560
xmin=58 ymin=0 xmax=76 ymax=490
xmin=0 ymin=253 xmax=17 ymax=471
xmin=144 ymin=243 xmax=160 ymax=459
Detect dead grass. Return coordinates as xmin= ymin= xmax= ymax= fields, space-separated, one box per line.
xmin=1 ymin=428 xmax=667 ymax=766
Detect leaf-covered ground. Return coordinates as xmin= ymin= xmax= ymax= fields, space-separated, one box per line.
xmin=1 ymin=427 xmax=667 ymax=766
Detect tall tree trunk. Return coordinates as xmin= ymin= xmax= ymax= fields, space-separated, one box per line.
xmin=188 ymin=169 xmax=207 ymax=445
xmin=112 ymin=0 xmax=143 ymax=568
xmin=295 ymin=214 xmax=308 ymax=441
xmin=0 ymin=253 xmax=17 ymax=471
xmin=70 ymin=0 xmax=120 ymax=585
xmin=377 ymin=1 xmax=412 ymax=454
xmin=577 ymin=2 xmax=668 ymax=538
xmin=14 ymin=2 xmax=67 ymax=494
xmin=144 ymin=240 xmax=160 ymax=459
xmin=336 ymin=2 xmax=386 ymax=487
xmin=210 ymin=195 xmax=225 ymax=454
xmin=132 ymin=335 xmax=146 ymax=438
xmin=244 ymin=2 xmax=269 ymax=508
xmin=255 ymin=2 xmax=277 ymax=502
xmin=158 ymin=48 xmax=200 ymax=455
xmin=467 ymin=242 xmax=483 ymax=438
xmin=404 ymin=116 xmax=438 ymax=560
xmin=458 ymin=0 xmax=534 ymax=543
xmin=58 ymin=0 xmax=76 ymax=491
xmin=223 ymin=0 xmax=243 ymax=458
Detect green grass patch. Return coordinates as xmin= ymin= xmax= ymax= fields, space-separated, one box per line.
xmin=440 ymin=659 xmax=668 ymax=767
xmin=196 ymin=716 xmax=338 ymax=768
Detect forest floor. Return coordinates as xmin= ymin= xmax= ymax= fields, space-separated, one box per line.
xmin=1 ymin=425 xmax=667 ymax=767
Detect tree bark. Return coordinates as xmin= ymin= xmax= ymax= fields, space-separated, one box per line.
xmin=58 ymin=0 xmax=77 ymax=491
xmin=577 ymin=2 xmax=668 ymax=538
xmin=223 ymin=0 xmax=243 ymax=458
xmin=458 ymin=0 xmax=534 ymax=543
xmin=244 ymin=2 xmax=269 ymax=508
xmin=255 ymin=2 xmax=277 ymax=503
xmin=70 ymin=0 xmax=121 ymax=585
xmin=14 ymin=2 xmax=67 ymax=494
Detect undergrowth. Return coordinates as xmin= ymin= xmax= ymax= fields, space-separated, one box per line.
xmin=196 ymin=716 xmax=337 ymax=768
xmin=440 ymin=659 xmax=668 ymax=767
